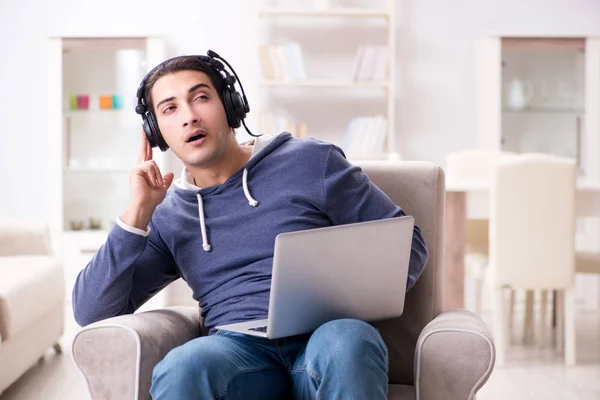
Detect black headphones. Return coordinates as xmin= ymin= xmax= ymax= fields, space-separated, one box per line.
xmin=135 ymin=49 xmax=259 ymax=151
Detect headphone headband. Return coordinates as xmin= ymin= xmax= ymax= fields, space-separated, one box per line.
xmin=135 ymin=52 xmax=245 ymax=114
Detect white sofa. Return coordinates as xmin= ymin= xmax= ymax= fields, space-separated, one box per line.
xmin=0 ymin=219 xmax=65 ymax=394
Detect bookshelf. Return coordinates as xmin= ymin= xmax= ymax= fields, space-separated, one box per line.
xmin=257 ymin=0 xmax=399 ymax=161
xmin=258 ymin=7 xmax=390 ymax=18
xmin=260 ymin=79 xmax=390 ymax=88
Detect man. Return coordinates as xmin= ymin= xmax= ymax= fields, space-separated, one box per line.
xmin=73 ymin=52 xmax=428 ymax=400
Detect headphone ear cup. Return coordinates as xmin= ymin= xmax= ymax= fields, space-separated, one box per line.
xmin=144 ymin=113 xmax=169 ymax=152
xmin=142 ymin=117 xmax=157 ymax=147
xmin=230 ymin=90 xmax=246 ymax=123
xmin=222 ymin=89 xmax=241 ymax=129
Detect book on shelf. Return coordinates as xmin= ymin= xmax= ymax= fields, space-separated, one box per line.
xmin=259 ymin=42 xmax=307 ymax=81
xmin=352 ymin=45 xmax=388 ymax=82
xmin=259 ymin=112 xmax=307 ymax=139
xmin=340 ymin=115 xmax=387 ymax=156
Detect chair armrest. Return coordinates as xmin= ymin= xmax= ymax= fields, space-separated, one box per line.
xmin=72 ymin=306 xmax=202 ymax=400
xmin=0 ymin=219 xmax=52 ymax=256
xmin=414 ymin=309 xmax=495 ymax=400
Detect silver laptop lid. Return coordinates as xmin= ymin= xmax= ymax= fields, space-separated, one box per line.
xmin=266 ymin=216 xmax=414 ymax=338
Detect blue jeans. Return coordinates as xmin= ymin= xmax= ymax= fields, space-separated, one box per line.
xmin=150 ymin=318 xmax=389 ymax=399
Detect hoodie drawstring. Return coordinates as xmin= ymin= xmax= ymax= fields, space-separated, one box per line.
xmin=195 ymin=168 xmax=258 ymax=252
xmin=196 ymin=193 xmax=211 ymax=252
xmin=243 ymin=168 xmax=259 ymax=207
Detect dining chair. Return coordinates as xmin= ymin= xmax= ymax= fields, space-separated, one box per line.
xmin=490 ymin=153 xmax=577 ymax=366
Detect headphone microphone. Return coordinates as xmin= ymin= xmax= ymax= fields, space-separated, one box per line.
xmin=135 ymin=49 xmax=261 ymax=152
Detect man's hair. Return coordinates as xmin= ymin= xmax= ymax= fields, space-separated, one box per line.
xmin=142 ymin=56 xmax=225 ymax=113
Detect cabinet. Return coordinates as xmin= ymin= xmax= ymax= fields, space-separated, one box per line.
xmin=256 ymin=0 xmax=399 ymax=160
xmin=501 ymin=38 xmax=586 ymax=171
xmin=61 ymin=40 xmax=145 ymax=238
xmin=477 ymin=36 xmax=600 ymax=180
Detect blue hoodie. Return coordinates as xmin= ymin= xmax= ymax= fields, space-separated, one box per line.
xmin=72 ymin=132 xmax=428 ymax=332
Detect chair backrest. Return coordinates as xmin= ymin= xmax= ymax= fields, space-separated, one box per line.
xmin=164 ymin=161 xmax=446 ymax=384
xmin=490 ymin=153 xmax=576 ymax=289
xmin=358 ymin=161 xmax=445 ymax=385
xmin=0 ymin=219 xmax=53 ymax=256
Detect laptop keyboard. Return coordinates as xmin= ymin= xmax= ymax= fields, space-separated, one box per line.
xmin=248 ymin=326 xmax=267 ymax=333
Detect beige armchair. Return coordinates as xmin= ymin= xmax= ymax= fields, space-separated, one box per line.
xmin=72 ymin=161 xmax=495 ymax=399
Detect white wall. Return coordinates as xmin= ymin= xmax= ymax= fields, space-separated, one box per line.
xmin=1 ymin=0 xmax=600 ymax=223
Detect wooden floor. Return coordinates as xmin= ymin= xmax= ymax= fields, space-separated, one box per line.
xmin=479 ymin=309 xmax=600 ymax=400
xmin=1 ymin=305 xmax=599 ymax=400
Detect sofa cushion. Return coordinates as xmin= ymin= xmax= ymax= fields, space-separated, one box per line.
xmin=0 ymin=256 xmax=64 ymax=340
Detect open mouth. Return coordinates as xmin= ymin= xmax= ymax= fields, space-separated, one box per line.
xmin=186 ymin=133 xmax=206 ymax=143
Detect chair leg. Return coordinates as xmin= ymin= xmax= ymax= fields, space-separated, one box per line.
xmin=474 ymin=276 xmax=483 ymax=316
xmin=552 ymin=290 xmax=557 ymax=328
xmin=524 ymin=290 xmax=535 ymax=345
xmin=493 ymin=287 xmax=507 ymax=367
xmin=508 ymin=289 xmax=516 ymax=344
xmin=555 ymin=290 xmax=565 ymax=352
xmin=564 ymin=288 xmax=576 ymax=366
xmin=538 ymin=290 xmax=548 ymax=348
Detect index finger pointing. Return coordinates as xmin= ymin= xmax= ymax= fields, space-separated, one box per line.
xmin=146 ymin=133 xmax=153 ymax=161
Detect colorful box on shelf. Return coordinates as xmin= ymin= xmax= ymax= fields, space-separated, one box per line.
xmin=112 ymin=95 xmax=124 ymax=109
xmin=99 ymin=95 xmax=113 ymax=109
xmin=70 ymin=95 xmax=90 ymax=109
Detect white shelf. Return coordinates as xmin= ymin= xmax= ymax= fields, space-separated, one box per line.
xmin=62 ymin=229 xmax=110 ymax=253
xmin=260 ymin=79 xmax=390 ymax=88
xmin=63 ymin=229 xmax=110 ymax=237
xmin=347 ymin=153 xmax=391 ymax=161
xmin=502 ymin=107 xmax=585 ymax=114
xmin=63 ymin=168 xmax=130 ymax=174
xmin=63 ymin=109 xmax=126 ymax=115
xmin=258 ymin=8 xmax=390 ymax=18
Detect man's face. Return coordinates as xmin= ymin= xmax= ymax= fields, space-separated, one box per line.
xmin=151 ymin=70 xmax=232 ymax=168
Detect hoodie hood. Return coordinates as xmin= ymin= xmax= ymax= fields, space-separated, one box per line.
xmin=174 ymin=132 xmax=291 ymax=190
xmin=172 ymin=131 xmax=293 ymax=251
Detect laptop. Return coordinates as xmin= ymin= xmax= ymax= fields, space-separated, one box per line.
xmin=215 ymin=215 xmax=415 ymax=339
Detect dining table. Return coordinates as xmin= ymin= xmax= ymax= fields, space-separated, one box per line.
xmin=443 ymin=178 xmax=600 ymax=310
